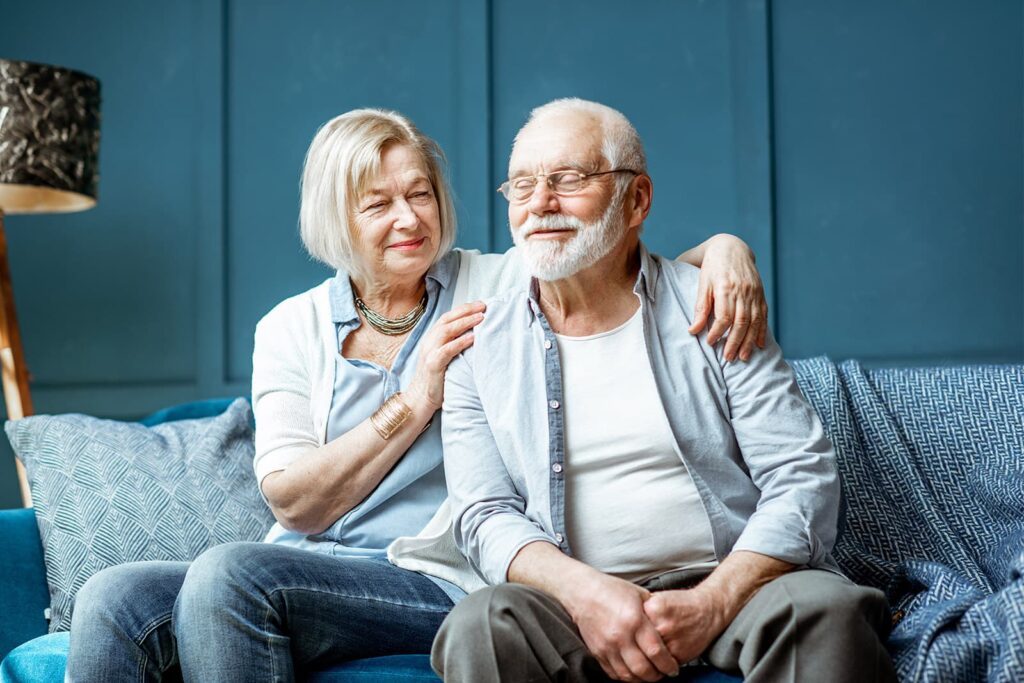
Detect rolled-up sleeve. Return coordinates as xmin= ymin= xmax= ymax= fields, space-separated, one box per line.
xmin=442 ymin=349 xmax=556 ymax=585
xmin=721 ymin=327 xmax=840 ymax=567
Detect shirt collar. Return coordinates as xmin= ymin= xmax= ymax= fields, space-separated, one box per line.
xmin=634 ymin=243 xmax=659 ymax=302
xmin=328 ymin=251 xmax=457 ymax=324
xmin=526 ymin=243 xmax=659 ymax=319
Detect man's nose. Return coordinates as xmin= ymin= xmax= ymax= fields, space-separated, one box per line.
xmin=525 ymin=178 xmax=559 ymax=215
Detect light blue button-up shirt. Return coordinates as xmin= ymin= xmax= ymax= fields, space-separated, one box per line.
xmin=267 ymin=253 xmax=460 ymax=567
xmin=441 ymin=245 xmax=842 ymax=586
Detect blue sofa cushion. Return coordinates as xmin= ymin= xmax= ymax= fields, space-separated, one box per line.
xmin=0 ymin=635 xmax=739 ymax=683
xmin=4 ymin=398 xmax=275 ymax=632
xmin=139 ymin=397 xmax=240 ymax=426
xmin=0 ymin=633 xmax=68 ymax=683
xmin=0 ymin=637 xmax=436 ymax=683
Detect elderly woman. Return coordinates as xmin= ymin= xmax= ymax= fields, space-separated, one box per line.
xmin=67 ymin=108 xmax=768 ymax=681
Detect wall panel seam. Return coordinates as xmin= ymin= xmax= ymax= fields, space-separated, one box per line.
xmin=764 ymin=0 xmax=780 ymax=344
xmin=220 ymin=0 xmax=232 ymax=389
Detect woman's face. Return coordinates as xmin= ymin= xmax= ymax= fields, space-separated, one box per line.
xmin=350 ymin=143 xmax=442 ymax=286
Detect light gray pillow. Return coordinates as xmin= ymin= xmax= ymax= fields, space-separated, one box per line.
xmin=5 ymin=398 xmax=275 ymax=632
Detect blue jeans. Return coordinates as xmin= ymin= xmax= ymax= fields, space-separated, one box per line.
xmin=67 ymin=541 xmax=454 ymax=682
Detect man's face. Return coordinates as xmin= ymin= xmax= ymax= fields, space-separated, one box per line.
xmin=507 ymin=113 xmax=627 ymax=281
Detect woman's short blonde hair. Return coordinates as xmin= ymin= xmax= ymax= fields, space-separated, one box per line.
xmin=299 ymin=109 xmax=457 ymax=278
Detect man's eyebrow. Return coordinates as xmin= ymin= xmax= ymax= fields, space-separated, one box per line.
xmin=507 ymin=165 xmax=529 ymax=179
xmin=560 ymin=160 xmax=595 ymax=173
xmin=507 ymin=159 xmax=596 ymax=178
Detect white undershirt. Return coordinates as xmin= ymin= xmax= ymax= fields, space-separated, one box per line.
xmin=557 ymin=306 xmax=718 ymax=582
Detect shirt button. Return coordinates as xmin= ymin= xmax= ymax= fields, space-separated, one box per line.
xmin=555 ymin=533 xmax=564 ymax=544
xmin=544 ymin=339 xmax=552 ymax=350
xmin=549 ymin=400 xmax=560 ymax=410
xmin=552 ymin=462 xmax=563 ymax=473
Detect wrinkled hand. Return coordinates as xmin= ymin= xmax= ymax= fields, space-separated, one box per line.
xmin=406 ymin=301 xmax=485 ymax=411
xmin=688 ymin=235 xmax=768 ymax=362
xmin=642 ymin=588 xmax=724 ymax=666
xmin=567 ymin=573 xmax=679 ymax=682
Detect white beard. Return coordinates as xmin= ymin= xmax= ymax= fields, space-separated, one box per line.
xmin=511 ymin=190 xmax=626 ymax=281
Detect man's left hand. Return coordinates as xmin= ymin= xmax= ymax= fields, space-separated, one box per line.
xmin=642 ymin=587 xmax=726 ymax=665
xmin=687 ymin=234 xmax=768 ymax=362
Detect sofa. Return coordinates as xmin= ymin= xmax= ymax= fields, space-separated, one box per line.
xmin=1 ymin=358 xmax=1021 ymax=682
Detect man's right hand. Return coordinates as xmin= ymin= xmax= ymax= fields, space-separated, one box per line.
xmin=563 ymin=572 xmax=680 ymax=682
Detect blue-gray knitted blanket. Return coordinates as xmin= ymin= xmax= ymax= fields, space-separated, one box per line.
xmin=791 ymin=358 xmax=1024 ymax=683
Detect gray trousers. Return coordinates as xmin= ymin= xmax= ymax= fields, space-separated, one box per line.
xmin=432 ymin=569 xmax=897 ymax=683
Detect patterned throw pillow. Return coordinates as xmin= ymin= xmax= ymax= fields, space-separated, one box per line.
xmin=5 ymin=398 xmax=275 ymax=632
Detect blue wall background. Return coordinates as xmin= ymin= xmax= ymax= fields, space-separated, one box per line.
xmin=0 ymin=0 xmax=1021 ymax=508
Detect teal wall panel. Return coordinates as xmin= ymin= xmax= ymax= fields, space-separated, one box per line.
xmin=0 ymin=0 xmax=1020 ymax=510
xmin=0 ymin=1 xmax=212 ymax=388
xmin=223 ymin=0 xmax=493 ymax=381
xmin=771 ymin=0 xmax=1024 ymax=363
xmin=489 ymin=0 xmax=775 ymax=296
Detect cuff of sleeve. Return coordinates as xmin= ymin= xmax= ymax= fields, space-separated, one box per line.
xmin=469 ymin=514 xmax=558 ymax=586
xmin=731 ymin=508 xmax=818 ymax=567
xmin=254 ymin=447 xmax=308 ymax=494
xmin=497 ymin=533 xmax=561 ymax=584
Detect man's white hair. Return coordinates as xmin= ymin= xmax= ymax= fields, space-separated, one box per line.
xmin=514 ymin=98 xmax=648 ymax=187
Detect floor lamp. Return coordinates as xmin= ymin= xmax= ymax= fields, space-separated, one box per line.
xmin=0 ymin=59 xmax=101 ymax=507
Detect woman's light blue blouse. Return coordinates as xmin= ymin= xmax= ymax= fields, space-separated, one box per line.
xmin=264 ymin=252 xmax=463 ymax=598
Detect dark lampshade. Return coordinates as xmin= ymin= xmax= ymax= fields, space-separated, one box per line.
xmin=0 ymin=59 xmax=101 ymax=214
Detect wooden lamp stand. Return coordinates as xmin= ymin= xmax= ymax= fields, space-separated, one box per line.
xmin=0 ymin=209 xmax=34 ymax=507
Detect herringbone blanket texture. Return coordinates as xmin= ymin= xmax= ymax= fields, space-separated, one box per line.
xmin=6 ymin=399 xmax=275 ymax=633
xmin=792 ymin=358 xmax=1024 ymax=683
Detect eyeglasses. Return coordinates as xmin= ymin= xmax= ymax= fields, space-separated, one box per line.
xmin=497 ymin=169 xmax=638 ymax=203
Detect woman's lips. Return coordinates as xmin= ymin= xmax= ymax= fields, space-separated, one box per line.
xmin=388 ymin=237 xmax=426 ymax=251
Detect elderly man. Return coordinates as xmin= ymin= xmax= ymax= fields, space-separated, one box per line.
xmin=430 ymin=99 xmax=896 ymax=683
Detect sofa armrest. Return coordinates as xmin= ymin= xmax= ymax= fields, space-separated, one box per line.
xmin=0 ymin=508 xmax=50 ymax=660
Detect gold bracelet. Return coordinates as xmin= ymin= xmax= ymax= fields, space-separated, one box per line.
xmin=370 ymin=392 xmax=413 ymax=440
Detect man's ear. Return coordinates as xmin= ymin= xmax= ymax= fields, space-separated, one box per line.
xmin=626 ymin=173 xmax=653 ymax=229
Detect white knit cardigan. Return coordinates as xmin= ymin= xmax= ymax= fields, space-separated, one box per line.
xmin=251 ymin=249 xmax=524 ymax=593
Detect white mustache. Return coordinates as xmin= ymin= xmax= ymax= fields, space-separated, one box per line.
xmin=519 ymin=215 xmax=586 ymax=238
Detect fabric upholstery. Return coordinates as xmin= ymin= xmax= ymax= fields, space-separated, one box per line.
xmin=0 ymin=633 xmax=68 ymax=683
xmin=791 ymin=359 xmax=1024 ymax=682
xmin=139 ymin=397 xmax=239 ymax=426
xmin=5 ymin=399 xmax=275 ymax=632
xmin=0 ymin=509 xmax=49 ymax=662
xmin=0 ymin=635 xmax=736 ymax=683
